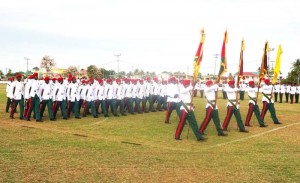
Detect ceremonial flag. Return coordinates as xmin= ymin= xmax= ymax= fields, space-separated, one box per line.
xmin=193 ymin=29 xmax=205 ymax=83
xmin=272 ymin=44 xmax=283 ymax=84
xmin=259 ymin=41 xmax=269 ymax=81
xmin=217 ymin=30 xmax=228 ymax=83
xmin=237 ymin=39 xmax=245 ymax=87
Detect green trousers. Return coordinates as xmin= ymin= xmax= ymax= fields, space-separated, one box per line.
xmin=222 ymin=106 xmax=245 ymax=131
xmin=41 ymin=99 xmax=54 ymax=119
xmin=261 ymin=102 xmax=279 ymax=123
xmin=199 ymin=108 xmax=223 ymax=135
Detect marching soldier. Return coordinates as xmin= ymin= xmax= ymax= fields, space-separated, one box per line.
xmin=105 ymin=78 xmax=119 ymax=116
xmin=279 ymin=83 xmax=285 ymax=103
xmin=40 ymin=76 xmax=55 ymax=121
xmin=165 ymin=77 xmax=180 ymax=124
xmin=222 ymin=80 xmax=248 ymax=132
xmin=274 ymin=82 xmax=280 ymax=102
xmin=84 ymin=78 xmax=98 ymax=118
xmin=175 ymin=79 xmax=205 ymax=141
xmin=25 ymin=73 xmax=42 ymax=122
xmin=67 ymin=76 xmax=81 ymax=119
xmin=199 ymin=80 xmax=227 ymax=136
xmin=6 ymin=77 xmax=14 ymax=113
xmin=244 ymin=81 xmax=267 ymax=127
xmin=261 ymin=79 xmax=282 ymax=124
xmin=290 ymin=83 xmax=296 ymax=104
xmin=9 ymin=74 xmax=24 ymax=119
xmin=53 ymin=77 xmax=68 ymax=120
xmin=96 ymin=79 xmax=109 ymax=117
xmin=285 ymin=83 xmax=290 ymax=103
xmin=115 ymin=78 xmax=127 ymax=116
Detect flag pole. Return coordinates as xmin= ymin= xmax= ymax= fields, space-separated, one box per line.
xmin=256 ymin=41 xmax=269 ymax=103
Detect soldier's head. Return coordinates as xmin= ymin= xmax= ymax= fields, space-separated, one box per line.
xmin=52 ymin=78 xmax=57 ymax=83
xmin=15 ymin=74 xmax=22 ymax=82
xmin=57 ymin=77 xmax=63 ymax=84
xmin=106 ymin=78 xmax=112 ymax=85
xmin=228 ymin=80 xmax=235 ymax=88
xmin=44 ymin=76 xmax=50 ymax=84
xmin=89 ymin=78 xmax=94 ymax=85
xmin=264 ymin=79 xmax=270 ymax=85
xmin=98 ymin=79 xmax=103 ymax=85
xmin=182 ymin=79 xmax=190 ymax=88
xmin=68 ymin=77 xmax=72 ymax=83
xmin=33 ymin=72 xmax=38 ymax=80
xmin=248 ymin=81 xmax=255 ymax=88
xmin=205 ymin=80 xmax=213 ymax=87
xmin=116 ymin=78 xmax=121 ymax=85
xmin=72 ymin=76 xmax=76 ymax=83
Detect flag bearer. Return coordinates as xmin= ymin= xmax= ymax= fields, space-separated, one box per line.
xmin=199 ymin=80 xmax=227 ymax=136
xmin=244 ymin=81 xmax=267 ymax=127
xmin=222 ymin=80 xmax=248 ymax=132
xmin=261 ymin=79 xmax=282 ymax=124
xmin=175 ymin=79 xmax=205 ymax=141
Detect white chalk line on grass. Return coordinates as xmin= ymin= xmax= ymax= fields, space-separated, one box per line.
xmin=2 ymin=120 xmax=300 ymax=153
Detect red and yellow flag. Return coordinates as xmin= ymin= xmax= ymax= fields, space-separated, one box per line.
xmin=217 ymin=30 xmax=228 ymax=83
xmin=272 ymin=44 xmax=283 ymax=84
xmin=193 ymin=29 xmax=205 ymax=83
xmin=237 ymin=39 xmax=245 ymax=87
xmin=259 ymin=41 xmax=269 ymax=81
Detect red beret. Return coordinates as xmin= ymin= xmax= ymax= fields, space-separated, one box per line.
xmin=28 ymin=75 xmax=33 ymax=79
xmin=52 ymin=78 xmax=57 ymax=81
xmin=182 ymin=79 xmax=190 ymax=86
xmin=106 ymin=78 xmax=112 ymax=83
xmin=228 ymin=80 xmax=235 ymax=86
xmin=115 ymin=78 xmax=121 ymax=83
xmin=44 ymin=77 xmax=50 ymax=81
xmin=98 ymin=79 xmax=103 ymax=83
xmin=57 ymin=77 xmax=63 ymax=82
xmin=265 ymin=79 xmax=270 ymax=84
xmin=89 ymin=78 xmax=94 ymax=83
xmin=15 ymin=74 xmax=22 ymax=79
xmin=205 ymin=80 xmax=213 ymax=86
xmin=32 ymin=72 xmax=38 ymax=77
xmin=248 ymin=81 xmax=254 ymax=85
xmin=72 ymin=76 xmax=76 ymax=80
xmin=67 ymin=77 xmax=72 ymax=81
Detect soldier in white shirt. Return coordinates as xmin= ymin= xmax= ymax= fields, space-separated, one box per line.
xmin=285 ymin=83 xmax=291 ymax=103
xmin=24 ymin=75 xmax=33 ymax=117
xmin=53 ymin=77 xmax=68 ymax=120
xmin=244 ymin=81 xmax=267 ymax=127
xmin=25 ymin=73 xmax=42 ymax=122
xmin=165 ymin=77 xmax=180 ymax=124
xmin=115 ymin=78 xmax=126 ymax=116
xmin=67 ymin=77 xmax=81 ymax=119
xmin=222 ymin=80 xmax=248 ymax=132
xmin=136 ymin=79 xmax=145 ymax=114
xmin=296 ymin=84 xmax=300 ymax=103
xmin=274 ymin=82 xmax=280 ymax=102
xmin=84 ymin=78 xmax=98 ymax=118
xmin=40 ymin=77 xmax=55 ymax=121
xmin=105 ymin=78 xmax=119 ymax=116
xmin=96 ymin=79 xmax=109 ymax=117
xmin=290 ymin=83 xmax=296 ymax=104
xmin=175 ymin=79 xmax=205 ymax=141
xmin=261 ymin=79 xmax=281 ymax=124
xmin=199 ymin=80 xmax=227 ymax=136
xmin=143 ymin=78 xmax=152 ymax=113
xmin=9 ymin=74 xmax=24 ymax=119
xmin=131 ymin=79 xmax=138 ymax=114
xmin=123 ymin=78 xmax=134 ymax=114
xmin=279 ymin=83 xmax=286 ymax=103
xmin=6 ymin=77 xmax=15 ymax=113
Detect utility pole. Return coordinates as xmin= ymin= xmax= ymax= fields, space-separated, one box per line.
xmin=213 ymin=54 xmax=220 ymax=79
xmin=114 ymin=53 xmax=121 ymax=75
xmin=24 ymin=57 xmax=30 ymax=73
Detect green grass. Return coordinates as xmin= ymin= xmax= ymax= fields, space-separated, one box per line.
xmin=0 ymin=84 xmax=299 ymax=182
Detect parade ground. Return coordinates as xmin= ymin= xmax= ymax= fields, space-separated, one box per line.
xmin=0 ymin=84 xmax=299 ymax=183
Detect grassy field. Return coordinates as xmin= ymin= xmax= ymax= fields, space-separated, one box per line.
xmin=0 ymin=84 xmax=299 ymax=183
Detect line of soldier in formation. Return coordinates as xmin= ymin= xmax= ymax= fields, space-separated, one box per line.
xmin=6 ymin=73 xmax=292 ymax=141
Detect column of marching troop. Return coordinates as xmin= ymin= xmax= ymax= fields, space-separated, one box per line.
xmin=6 ymin=73 xmax=294 ymax=142
xmin=6 ymin=73 xmax=173 ymax=121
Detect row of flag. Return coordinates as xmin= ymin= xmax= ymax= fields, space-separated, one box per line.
xmin=192 ymin=30 xmax=283 ymax=86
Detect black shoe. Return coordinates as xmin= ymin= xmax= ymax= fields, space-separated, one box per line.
xmin=104 ymin=114 xmax=109 ymax=117
xmin=218 ymin=133 xmax=228 ymax=136
xmin=82 ymin=115 xmax=87 ymax=117
xmin=152 ymin=110 xmax=157 ymax=112
xmin=274 ymin=122 xmax=282 ymax=124
xmin=50 ymin=118 xmax=56 ymax=121
xmin=75 ymin=117 xmax=81 ymax=119
xmin=36 ymin=119 xmax=43 ymax=122
xmin=164 ymin=120 xmax=170 ymax=124
xmin=19 ymin=117 xmax=24 ymax=120
xmin=26 ymin=118 xmax=31 ymax=121
xmin=260 ymin=124 xmax=268 ymax=127
xmin=197 ymin=137 xmax=207 ymax=141
xmin=130 ymin=113 xmax=136 ymax=115
xmin=121 ymin=113 xmax=127 ymax=116
xmin=240 ymin=130 xmax=249 ymax=133
xmin=93 ymin=115 xmax=99 ymax=118
xmin=144 ymin=111 xmax=149 ymax=113
xmin=63 ymin=118 xmax=68 ymax=120
xmin=113 ymin=114 xmax=119 ymax=117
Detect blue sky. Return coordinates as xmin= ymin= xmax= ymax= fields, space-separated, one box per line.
xmin=0 ymin=0 xmax=299 ymax=77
